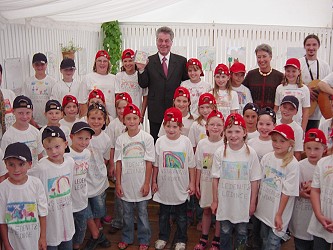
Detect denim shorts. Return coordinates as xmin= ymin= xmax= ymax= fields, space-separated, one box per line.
xmin=73 ymin=206 xmax=89 ymax=245
xmin=87 ymin=191 xmax=106 ymax=219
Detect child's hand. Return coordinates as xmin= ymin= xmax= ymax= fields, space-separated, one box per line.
xmin=249 ymin=203 xmax=256 ymax=216
xmin=274 ymin=213 xmax=283 ymax=231
xmin=141 ymin=183 xmax=150 ymax=197
xmin=211 ymin=201 xmax=218 ymax=215
xmin=38 ymin=236 xmax=47 ymax=250
xmin=188 ymin=183 xmax=195 ymax=196
xmin=195 ymin=186 xmax=201 ymax=200
xmin=116 ymin=184 xmax=124 ymax=197
xmin=108 ymin=165 xmax=115 ymax=178
xmin=317 ymin=214 xmax=333 ymax=232
xmin=151 ymin=182 xmax=158 ymax=193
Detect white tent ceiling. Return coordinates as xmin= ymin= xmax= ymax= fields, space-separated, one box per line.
xmin=0 ymin=0 xmax=332 ymax=27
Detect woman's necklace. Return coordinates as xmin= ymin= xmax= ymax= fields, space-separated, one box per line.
xmin=63 ymin=80 xmax=73 ymax=92
xmin=258 ymin=67 xmax=272 ymax=77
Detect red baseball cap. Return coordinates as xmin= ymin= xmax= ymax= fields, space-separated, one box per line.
xmin=123 ymin=103 xmax=141 ymax=118
xmin=214 ymin=64 xmax=230 ymax=76
xmin=164 ymin=107 xmax=182 ymax=123
xmin=198 ymin=93 xmax=216 ymax=106
xmin=62 ymin=95 xmax=78 ymax=108
xmin=230 ymin=62 xmax=246 ymax=73
xmin=305 ymin=128 xmax=327 ymax=145
xmin=122 ymin=49 xmax=135 ymax=60
xmin=95 ymin=50 xmax=110 ymax=60
xmin=207 ymin=110 xmax=224 ymax=122
xmin=115 ymin=92 xmax=133 ymax=104
xmin=284 ymin=58 xmax=301 ymax=70
xmin=186 ymin=58 xmax=204 ymax=76
xmin=173 ymin=87 xmax=190 ymax=101
xmin=225 ymin=113 xmax=246 ymax=129
xmin=269 ymin=124 xmax=295 ymax=141
xmin=88 ymin=89 xmax=105 ymax=103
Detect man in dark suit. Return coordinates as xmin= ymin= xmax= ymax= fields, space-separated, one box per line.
xmin=138 ymin=26 xmax=188 ymax=142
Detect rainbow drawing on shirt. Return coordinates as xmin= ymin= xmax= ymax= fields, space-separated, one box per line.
xmin=202 ymin=153 xmax=213 ymax=170
xmin=5 ymin=202 xmax=37 ymax=225
xmin=222 ymin=161 xmax=248 ymax=180
xmin=323 ymin=165 xmax=333 ymax=178
xmin=262 ymin=166 xmax=285 ymax=189
xmin=123 ymin=141 xmax=145 ymax=159
xmin=74 ymin=161 xmax=88 ymax=176
xmin=163 ymin=151 xmax=185 ymax=169
xmin=47 ymin=174 xmax=71 ymax=199
xmin=4 ymin=99 xmax=13 ymax=114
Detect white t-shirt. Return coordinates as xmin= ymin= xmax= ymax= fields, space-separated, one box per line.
xmin=211 ymin=144 xmax=262 ymax=223
xmin=28 ymin=156 xmax=75 ymax=246
xmin=246 ymin=130 xmax=260 ymax=141
xmin=274 ymin=84 xmax=311 ymax=125
xmin=232 ymin=85 xmax=253 ymax=115
xmin=323 ymin=72 xmax=333 ymax=87
xmin=86 ymin=131 xmax=111 ymax=197
xmin=277 ymin=119 xmax=304 ymax=152
xmin=69 ymin=148 xmax=91 ymax=212
xmin=115 ymin=130 xmax=155 ymax=202
xmin=158 ymin=113 xmax=197 ymax=138
xmin=188 ymin=120 xmax=207 ymax=148
xmin=215 ymin=89 xmax=239 ymax=119
xmin=195 ymin=137 xmax=224 ymax=208
xmin=153 ymin=135 xmax=195 ymax=205
xmin=1 ymin=125 xmax=44 ymax=165
xmin=105 ymin=117 xmax=126 ymax=148
xmin=50 ymin=79 xmax=80 ymax=103
xmin=59 ymin=117 xmax=80 ymax=131
xmin=289 ymin=159 xmax=316 ymax=240
xmin=248 ymin=138 xmax=273 ymax=162
xmin=307 ymin=155 xmax=333 ymax=243
xmin=22 ymin=75 xmax=57 ymax=127
xmin=78 ymin=72 xmax=116 ymax=118
xmin=180 ymin=80 xmax=212 ymax=116
xmin=0 ymin=176 xmax=48 ymax=250
xmin=115 ymin=71 xmax=148 ymax=110
xmin=319 ymin=118 xmax=333 ymax=152
xmin=255 ymin=152 xmax=299 ymax=238
xmin=0 ymin=149 xmax=6 ymax=176
xmin=0 ymin=88 xmax=16 ymax=139
xmin=299 ymin=57 xmax=331 ymax=120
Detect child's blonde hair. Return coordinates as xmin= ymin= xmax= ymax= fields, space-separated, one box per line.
xmin=212 ymin=78 xmax=233 ymax=101
xmin=281 ymin=141 xmax=295 ymax=168
xmin=281 ymin=72 xmax=304 ymax=88
xmin=195 ymin=103 xmax=217 ymax=126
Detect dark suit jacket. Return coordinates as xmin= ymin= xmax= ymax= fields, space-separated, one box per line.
xmin=138 ymin=52 xmax=188 ymax=123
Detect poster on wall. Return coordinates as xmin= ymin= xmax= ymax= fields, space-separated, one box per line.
xmin=197 ymin=46 xmax=216 ymax=71
xmin=4 ymin=58 xmax=23 ymax=95
xmin=226 ymin=47 xmax=246 ymax=67
xmin=46 ymin=51 xmax=58 ymax=78
xmin=77 ymin=49 xmax=87 ymax=75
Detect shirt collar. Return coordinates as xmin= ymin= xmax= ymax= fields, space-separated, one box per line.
xmin=158 ymin=52 xmax=170 ymax=62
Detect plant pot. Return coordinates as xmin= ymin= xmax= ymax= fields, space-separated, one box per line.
xmin=62 ymin=51 xmax=75 ymax=60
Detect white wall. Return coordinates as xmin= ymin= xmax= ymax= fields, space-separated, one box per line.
xmin=121 ymin=0 xmax=333 ymax=28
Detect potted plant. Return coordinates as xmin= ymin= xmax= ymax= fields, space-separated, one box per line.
xmin=60 ymin=41 xmax=82 ymax=60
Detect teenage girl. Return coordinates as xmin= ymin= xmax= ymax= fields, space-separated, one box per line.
xmin=211 ymin=64 xmax=239 ymax=119
xmin=255 ymin=124 xmax=299 ymax=249
xmin=274 ymin=58 xmax=310 ymax=131
xmin=194 ymin=110 xmax=224 ymax=250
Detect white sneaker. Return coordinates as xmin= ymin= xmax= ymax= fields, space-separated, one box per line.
xmin=174 ymin=242 xmax=186 ymax=250
xmin=155 ymin=239 xmax=167 ymax=250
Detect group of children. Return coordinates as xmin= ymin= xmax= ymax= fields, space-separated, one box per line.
xmin=0 ymin=48 xmax=332 ymax=250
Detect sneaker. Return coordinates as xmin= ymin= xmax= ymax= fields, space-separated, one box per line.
xmin=84 ymin=232 xmax=104 ymax=250
xmin=174 ymin=242 xmax=186 ymax=250
xmin=155 ymin=239 xmax=167 ymax=250
xmin=102 ymin=215 xmax=112 ymax=224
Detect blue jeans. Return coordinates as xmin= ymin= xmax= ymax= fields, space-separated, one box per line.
xmin=111 ymin=192 xmax=123 ymax=229
xmin=313 ymin=236 xmax=332 ymax=250
xmin=122 ymin=199 xmax=151 ymax=245
xmin=260 ymin=222 xmax=281 ymax=250
xmin=294 ymin=237 xmax=313 ymax=250
xmin=47 ymin=239 xmax=73 ymax=250
xmin=87 ymin=191 xmax=106 ymax=219
xmin=73 ymin=206 xmax=89 ymax=245
xmin=159 ymin=201 xmax=188 ymax=244
xmin=220 ymin=220 xmax=247 ymax=250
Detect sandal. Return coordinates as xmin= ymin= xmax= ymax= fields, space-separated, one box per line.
xmin=139 ymin=244 xmax=149 ymax=250
xmin=209 ymin=240 xmax=220 ymax=250
xmin=194 ymin=238 xmax=208 ymax=250
xmin=118 ymin=242 xmax=129 ymax=250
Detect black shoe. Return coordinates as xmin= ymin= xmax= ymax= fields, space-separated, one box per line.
xmin=84 ymin=232 xmax=110 ymax=250
xmin=98 ymin=232 xmax=111 ymax=248
xmin=109 ymin=226 xmax=120 ymax=234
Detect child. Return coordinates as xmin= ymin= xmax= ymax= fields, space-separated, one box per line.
xmin=194 ymin=110 xmax=224 ymax=250
xmin=289 ymin=129 xmax=327 ymax=250
xmin=211 ymin=113 xmax=261 ymax=250
xmin=230 ymin=62 xmax=253 ymax=114
xmin=115 ymin=49 xmax=148 ymax=119
xmin=211 ymin=64 xmax=239 ymax=118
xmin=255 ymin=124 xmax=299 ymax=249
xmin=0 ymin=142 xmax=47 ymax=250
xmin=69 ymin=122 xmax=95 ymax=250
xmin=248 ymin=107 xmax=276 ymax=161
xmin=23 ymin=52 xmax=57 ymax=128
xmin=115 ymin=103 xmax=155 ymax=250
xmin=274 ymin=58 xmax=310 ymax=131
xmin=188 ymin=92 xmax=216 ymax=151
xmin=29 ymin=126 xmax=75 ymax=248
xmin=319 ymin=96 xmax=333 ymax=155
xmin=1 ymin=95 xmax=43 ymax=165
xmin=158 ymin=86 xmax=196 ymax=137
xmin=84 ymin=103 xmax=111 ymax=249
xmin=51 ymin=58 xmax=80 ymax=102
xmin=60 ymin=94 xmax=80 ymax=130
xmin=152 ymin=107 xmax=195 ymax=250
xmin=277 ymin=95 xmax=304 ymax=160
xmin=307 ymin=129 xmax=333 ymax=249
xmin=243 ymin=103 xmax=260 ymax=140
xmin=0 ymin=149 xmax=6 ymax=182
xmin=181 ymin=58 xmax=211 ymax=116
